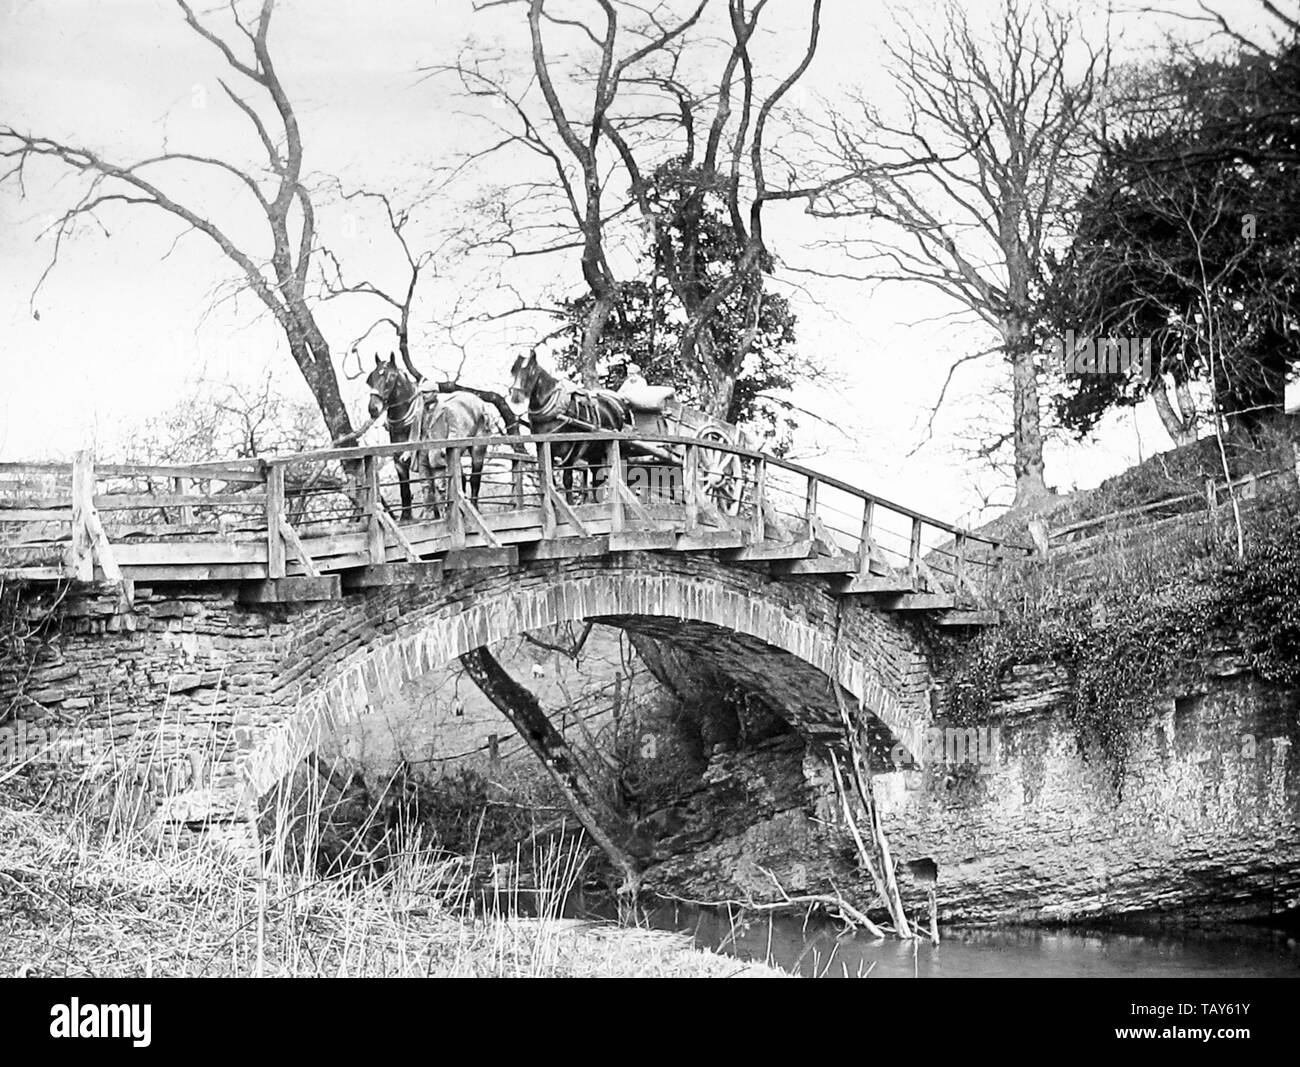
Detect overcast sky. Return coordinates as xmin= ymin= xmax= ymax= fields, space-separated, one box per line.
xmin=1 ymin=0 xmax=1289 ymax=526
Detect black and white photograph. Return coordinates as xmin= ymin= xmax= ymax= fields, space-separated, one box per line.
xmin=0 ymin=0 xmax=1297 ymax=1005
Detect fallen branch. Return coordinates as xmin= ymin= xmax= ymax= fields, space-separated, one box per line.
xmin=758 ymin=865 xmax=885 ymax=937
xmin=330 ymin=409 xmax=381 ymax=446
xmin=458 ymin=646 xmax=640 ymax=896
xmin=829 ymin=680 xmax=914 ymax=939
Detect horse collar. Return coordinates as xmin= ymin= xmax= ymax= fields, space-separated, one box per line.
xmin=531 ymin=378 xmax=570 ymax=422
xmin=386 ymin=388 xmax=423 ymax=432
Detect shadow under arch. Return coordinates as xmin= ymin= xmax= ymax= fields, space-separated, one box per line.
xmin=240 ymin=554 xmax=932 ymax=802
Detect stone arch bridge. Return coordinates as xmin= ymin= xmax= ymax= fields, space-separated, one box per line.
xmin=0 ymin=432 xmax=1033 ymax=826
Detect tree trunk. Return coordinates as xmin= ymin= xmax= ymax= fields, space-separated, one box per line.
xmin=1151 ymin=375 xmax=1199 ymax=447
xmin=579 ymin=288 xmax=619 ymax=387
xmin=1007 ymin=321 xmax=1048 ymax=505
xmin=697 ymin=330 xmax=736 ymax=419
xmin=289 ymin=334 xmax=353 ymax=447
xmin=458 ymin=647 xmax=641 ymax=892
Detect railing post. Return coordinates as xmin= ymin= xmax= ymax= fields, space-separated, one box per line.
xmin=365 ymin=454 xmax=385 ymax=565
xmin=173 ymin=475 xmax=194 ymax=525
xmin=751 ymin=457 xmax=766 ymax=542
xmin=608 ymin=438 xmax=624 ymax=533
xmin=684 ymin=443 xmax=699 ymax=530
xmin=804 ymin=475 xmax=818 ymax=537
xmin=954 ymin=531 xmax=968 ymax=592
xmin=856 ymin=498 xmax=876 ymax=575
xmin=266 ymin=462 xmax=286 ymax=579
xmin=446 ymin=445 xmax=465 ymax=546
xmin=512 ymin=448 xmax=525 ymax=509
xmin=539 ymin=439 xmax=556 ymax=539
xmin=908 ymin=516 xmax=923 ymax=586
xmin=70 ymin=449 xmax=95 ymax=581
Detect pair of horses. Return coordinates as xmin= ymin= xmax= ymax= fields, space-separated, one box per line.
xmin=365 ymin=355 xmax=498 ymax=520
xmin=364 ymin=351 xmax=631 ymax=520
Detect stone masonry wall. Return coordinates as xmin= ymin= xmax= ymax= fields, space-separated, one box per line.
xmin=876 ymin=662 xmax=1300 ymax=923
xmin=0 ymin=552 xmax=933 ymax=827
xmin=645 ymin=657 xmax=1300 ymax=924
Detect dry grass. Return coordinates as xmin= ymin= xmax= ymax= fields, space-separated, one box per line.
xmin=0 ymin=771 xmax=785 ymax=979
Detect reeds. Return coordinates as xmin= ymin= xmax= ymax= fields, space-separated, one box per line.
xmin=0 ymin=750 xmax=785 ymax=978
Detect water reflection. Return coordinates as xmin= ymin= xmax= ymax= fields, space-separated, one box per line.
xmin=640 ymin=904 xmax=1300 ymax=978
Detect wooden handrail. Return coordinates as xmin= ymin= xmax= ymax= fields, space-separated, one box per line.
xmin=0 ymin=460 xmax=262 ymax=481
xmin=1048 ymin=464 xmax=1294 ymax=543
xmin=258 ymin=431 xmax=1035 ymax=555
xmin=2 ymin=431 xmax=1037 ymax=560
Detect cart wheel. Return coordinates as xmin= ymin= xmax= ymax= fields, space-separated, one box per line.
xmin=698 ymin=428 xmax=745 ymax=516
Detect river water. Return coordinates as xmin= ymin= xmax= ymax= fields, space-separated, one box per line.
xmin=638 ymin=904 xmax=1300 ymax=978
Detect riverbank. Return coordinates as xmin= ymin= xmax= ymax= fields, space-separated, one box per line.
xmin=0 ymin=787 xmax=784 ymax=979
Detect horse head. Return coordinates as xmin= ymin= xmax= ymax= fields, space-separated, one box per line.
xmin=366 ymin=353 xmax=406 ymax=420
xmin=509 ymin=349 xmax=541 ymax=408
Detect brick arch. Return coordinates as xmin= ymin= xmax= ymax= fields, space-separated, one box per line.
xmin=240 ymin=553 xmax=934 ymax=801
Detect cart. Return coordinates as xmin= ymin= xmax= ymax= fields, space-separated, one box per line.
xmin=619 ymin=387 xmax=754 ymax=516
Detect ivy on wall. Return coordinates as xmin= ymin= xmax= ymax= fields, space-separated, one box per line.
xmin=937 ymin=504 xmax=1300 ymax=788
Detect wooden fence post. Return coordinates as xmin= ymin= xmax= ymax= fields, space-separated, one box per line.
xmin=266 ymin=463 xmax=286 ymax=579
xmin=173 ymin=475 xmax=194 ymax=525
xmin=751 ymin=457 xmax=766 ymax=542
xmin=908 ymin=516 xmax=923 ymax=586
xmin=364 ymin=454 xmax=385 ymax=565
xmin=608 ymin=438 xmax=624 ymax=533
xmin=684 ymin=443 xmax=699 ymax=531
xmin=856 ymin=498 xmax=876 ymax=575
xmin=804 ymin=475 xmax=818 ymax=536
xmin=539 ymin=439 xmax=556 ymax=539
xmin=446 ymin=446 xmax=465 ymax=546
xmin=69 ymin=450 xmax=95 ymax=581
xmin=512 ymin=448 xmax=525 ymax=508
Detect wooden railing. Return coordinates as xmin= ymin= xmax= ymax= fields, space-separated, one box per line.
xmin=1048 ymin=454 xmax=1300 ymax=550
xmin=0 ymin=434 xmax=1036 ymax=599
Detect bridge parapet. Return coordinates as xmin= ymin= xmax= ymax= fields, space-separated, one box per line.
xmin=1 ymin=433 xmax=1035 ymax=619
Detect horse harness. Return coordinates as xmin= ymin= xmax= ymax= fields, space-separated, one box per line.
xmin=374 ymin=384 xmax=427 ymax=471
xmin=531 ymin=377 xmax=630 ymax=432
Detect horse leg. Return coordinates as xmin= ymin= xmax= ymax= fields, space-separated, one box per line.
xmin=418 ymin=451 xmax=441 ymax=519
xmin=469 ymin=445 xmax=486 ymax=510
xmin=395 ymin=455 xmax=413 ymax=521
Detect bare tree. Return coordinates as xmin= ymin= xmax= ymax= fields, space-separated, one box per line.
xmin=318 ymin=187 xmax=450 ymax=377
xmin=1 ymin=0 xmax=354 ymax=445
xmin=435 ymin=1 xmax=835 ymax=416
xmin=807 ymin=0 xmax=1104 ymax=504
xmin=605 ymin=0 xmax=835 ymax=416
xmin=427 ymin=1 xmax=709 ymax=385
xmin=521 ymin=0 xmax=711 ymax=383
xmin=314 ymin=184 xmax=529 ymax=434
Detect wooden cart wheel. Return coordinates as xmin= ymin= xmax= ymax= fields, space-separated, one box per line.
xmin=697 ymin=427 xmax=746 ymax=516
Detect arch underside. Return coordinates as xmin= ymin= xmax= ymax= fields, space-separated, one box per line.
xmin=242 ymin=557 xmax=927 ymax=799
xmin=600 ymin=615 xmax=903 ymax=756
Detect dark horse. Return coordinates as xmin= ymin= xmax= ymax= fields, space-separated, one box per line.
xmin=508 ymin=350 xmax=631 ymax=501
xmin=366 ymin=354 xmax=495 ymax=519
